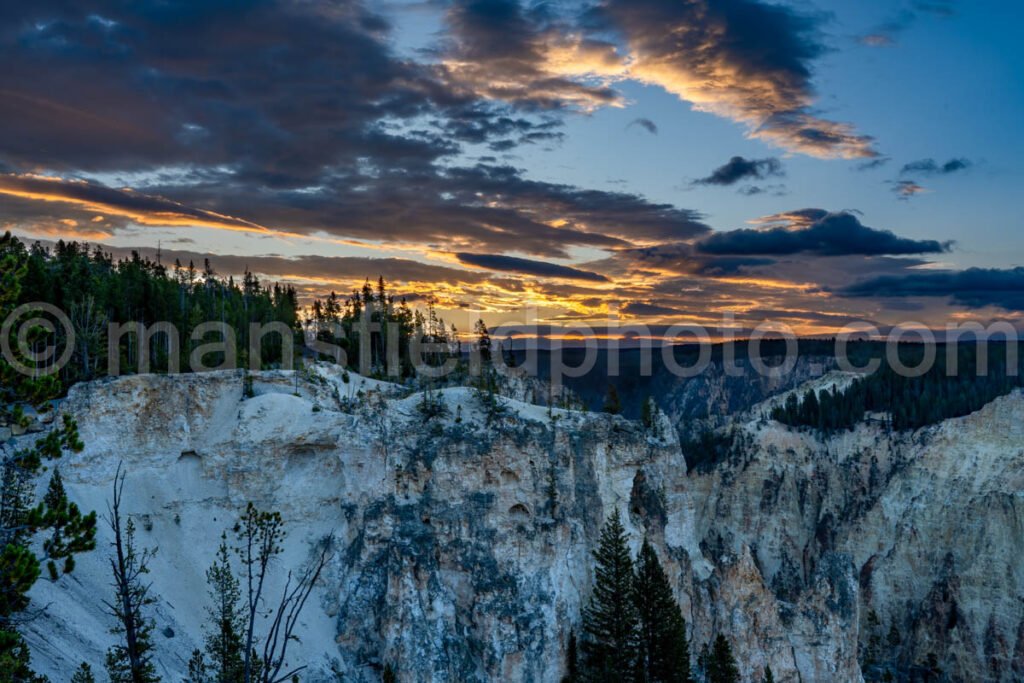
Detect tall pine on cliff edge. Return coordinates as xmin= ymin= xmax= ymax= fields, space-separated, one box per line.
xmin=634 ymin=539 xmax=692 ymax=682
xmin=582 ymin=510 xmax=639 ymax=681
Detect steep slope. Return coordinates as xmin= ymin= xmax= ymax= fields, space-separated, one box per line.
xmin=20 ymin=367 xmax=861 ymax=682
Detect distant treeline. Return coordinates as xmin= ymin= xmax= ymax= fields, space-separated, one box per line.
xmin=0 ymin=233 xmax=468 ymax=406
xmin=305 ymin=279 xmax=463 ymax=379
xmin=1 ymin=233 xmax=300 ymax=403
xmin=772 ymin=342 xmax=1023 ymax=432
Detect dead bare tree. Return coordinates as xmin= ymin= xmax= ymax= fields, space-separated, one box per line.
xmin=258 ymin=537 xmax=332 ymax=683
xmin=235 ymin=502 xmax=334 ymax=683
xmin=104 ymin=463 xmax=159 ymax=683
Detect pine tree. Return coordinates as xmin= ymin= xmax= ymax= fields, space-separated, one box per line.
xmin=382 ymin=663 xmax=397 ymax=683
xmin=187 ymin=650 xmax=210 ymax=683
xmin=602 ymin=385 xmax=621 ymax=415
xmin=0 ymin=415 xmax=94 ymax=679
xmin=474 ymin=319 xmax=492 ymax=364
xmin=37 ymin=469 xmax=98 ymax=580
xmin=581 ymin=510 xmax=639 ymax=681
xmin=706 ymin=635 xmax=740 ymax=683
xmin=633 ymin=540 xmax=691 ymax=682
xmin=202 ymin=534 xmax=245 ymax=682
xmin=561 ymin=631 xmax=579 ymax=683
xmin=71 ymin=662 xmax=96 ymax=683
xmin=763 ymin=664 xmax=775 ymax=683
xmin=640 ymin=397 xmax=654 ymax=431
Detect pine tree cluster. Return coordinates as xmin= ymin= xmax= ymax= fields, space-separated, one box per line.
xmin=574 ymin=510 xmax=696 ymax=683
xmin=772 ymin=343 xmax=1024 ymax=433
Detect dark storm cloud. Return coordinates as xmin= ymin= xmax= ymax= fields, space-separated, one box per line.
xmin=900 ymin=158 xmax=972 ymax=176
xmin=455 ymin=253 xmax=610 ymax=282
xmin=595 ymin=0 xmax=877 ymax=158
xmin=601 ymin=243 xmax=774 ymax=278
xmin=694 ymin=156 xmax=784 ymax=186
xmin=0 ymin=0 xmax=466 ymax=181
xmin=0 ymin=1 xmax=717 ymax=259
xmin=698 ymin=211 xmax=950 ymax=256
xmin=839 ymin=267 xmax=1024 ymax=311
xmin=627 ymin=118 xmax=658 ymax=135
xmin=139 ymin=162 xmax=708 ymax=258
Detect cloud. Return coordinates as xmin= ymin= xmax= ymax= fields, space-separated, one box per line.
xmin=627 ymin=118 xmax=658 ymax=134
xmin=694 ymin=156 xmax=783 ymax=186
xmin=859 ymin=2 xmax=955 ymax=48
xmin=595 ymin=0 xmax=877 ymax=158
xmin=840 ymin=267 xmax=1024 ymax=311
xmin=621 ymin=302 xmax=683 ymax=316
xmin=0 ymin=174 xmax=274 ymax=234
xmin=438 ymin=0 xmax=625 ymax=111
xmin=855 ymin=157 xmax=891 ymax=171
xmin=900 ymin=158 xmax=972 ymax=175
xmin=455 ymin=252 xmax=610 ymax=282
xmin=698 ymin=211 xmax=950 ymax=256
xmin=892 ymin=180 xmax=927 ymax=199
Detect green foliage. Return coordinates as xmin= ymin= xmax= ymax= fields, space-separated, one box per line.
xmin=581 ymin=510 xmax=639 ymax=681
xmin=634 ymin=540 xmax=692 ymax=683
xmin=763 ymin=664 xmax=775 ymax=683
xmin=602 ymin=385 xmax=621 ymax=415
xmin=383 ymin=663 xmax=397 ymax=683
xmin=561 ymin=631 xmax=579 ymax=683
xmin=474 ymin=319 xmax=492 ymax=364
xmin=706 ymin=634 xmax=740 ymax=683
xmin=474 ymin=368 xmax=507 ymax=425
xmin=195 ymin=535 xmax=246 ymax=682
xmin=0 ymin=629 xmax=46 ymax=683
xmin=416 ymin=385 xmax=449 ymax=422
xmin=640 ymin=396 xmax=654 ymax=431
xmin=307 ymin=281 xmax=458 ymax=378
xmin=679 ymin=428 xmax=738 ymax=473
xmin=772 ymin=343 xmax=1024 ymax=433
xmin=71 ymin=662 xmax=97 ymax=683
xmin=2 ymin=234 xmax=300 ymax=386
xmin=0 ymin=414 xmax=95 ymax=679
xmin=35 ymin=469 xmax=98 ymax=580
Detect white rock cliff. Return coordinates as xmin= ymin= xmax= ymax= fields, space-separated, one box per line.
xmin=18 ymin=366 xmax=1024 ymax=681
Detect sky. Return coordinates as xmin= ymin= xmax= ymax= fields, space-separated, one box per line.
xmin=1 ymin=0 xmax=1023 ymax=338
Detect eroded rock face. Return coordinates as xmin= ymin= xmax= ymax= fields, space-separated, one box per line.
xmin=19 ymin=367 xmax=1024 ymax=681
xmin=687 ymin=385 xmax=1024 ymax=682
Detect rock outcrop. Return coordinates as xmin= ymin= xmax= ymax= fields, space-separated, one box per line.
xmin=17 ymin=365 xmax=1024 ymax=681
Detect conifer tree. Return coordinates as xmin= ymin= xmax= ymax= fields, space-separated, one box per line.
xmin=561 ymin=631 xmax=579 ymax=683
xmin=37 ymin=469 xmax=97 ymax=580
xmin=71 ymin=662 xmax=97 ymax=683
xmin=474 ymin=319 xmax=492 ymax=364
xmin=640 ymin=397 xmax=654 ymax=431
xmin=763 ymin=664 xmax=775 ymax=683
xmin=188 ymin=650 xmax=210 ymax=683
xmin=633 ymin=540 xmax=691 ymax=682
xmin=602 ymin=385 xmax=621 ymax=415
xmin=0 ymin=415 xmax=95 ymax=678
xmin=581 ymin=510 xmax=639 ymax=681
xmin=382 ymin=663 xmax=397 ymax=683
xmin=201 ymin=534 xmax=246 ymax=682
xmin=706 ymin=635 xmax=740 ymax=683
